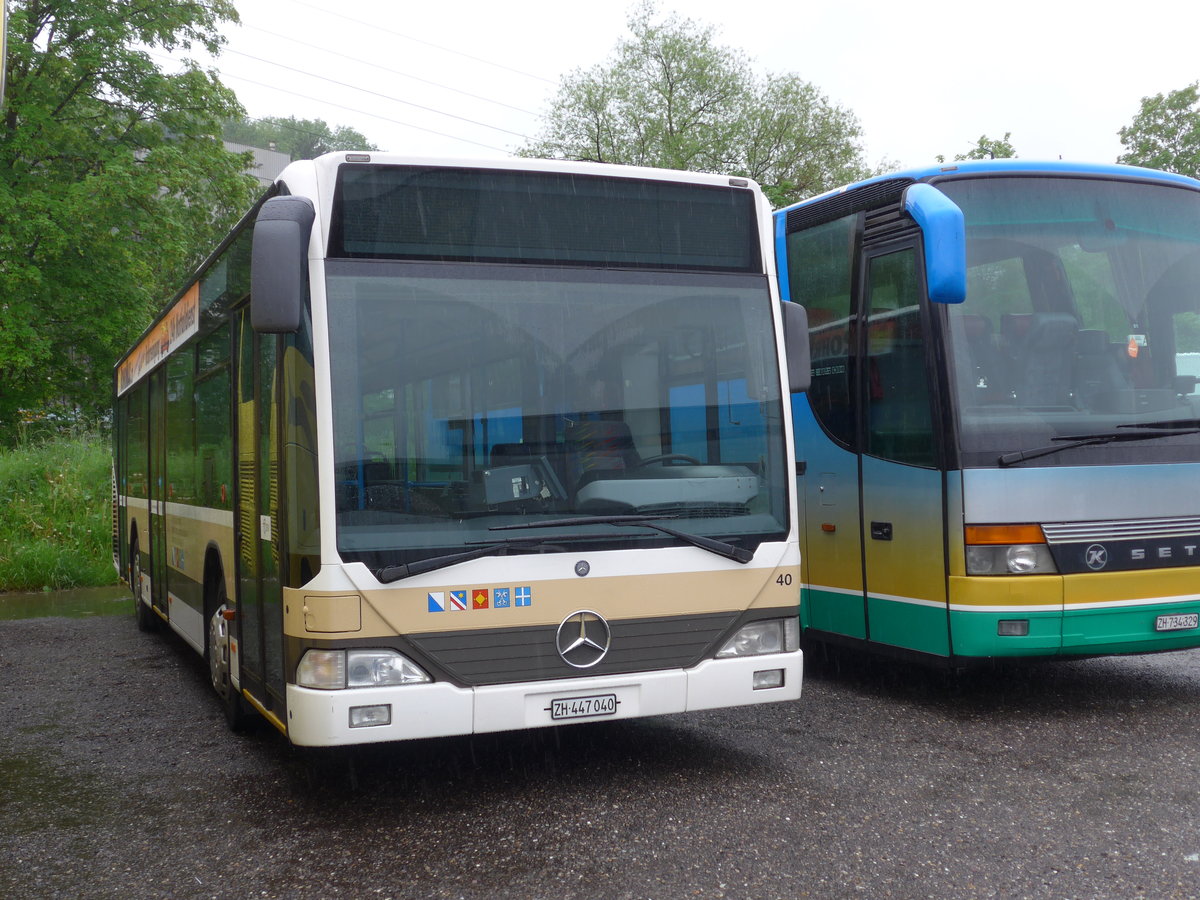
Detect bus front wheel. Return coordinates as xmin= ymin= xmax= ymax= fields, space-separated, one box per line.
xmin=207 ymin=582 xmax=249 ymax=732
xmin=130 ymin=539 xmax=157 ymax=633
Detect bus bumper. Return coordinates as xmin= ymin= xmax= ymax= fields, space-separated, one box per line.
xmin=284 ymin=649 xmax=802 ymax=747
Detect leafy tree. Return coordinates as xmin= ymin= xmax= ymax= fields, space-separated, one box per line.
xmin=938 ymin=132 xmax=1017 ymax=163
xmin=519 ymin=2 xmax=873 ymax=207
xmin=1118 ymin=83 xmax=1200 ymax=177
xmin=223 ymin=115 xmax=378 ymax=160
xmin=0 ymin=0 xmax=258 ymax=435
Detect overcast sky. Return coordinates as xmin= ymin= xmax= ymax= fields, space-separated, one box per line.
xmin=179 ymin=0 xmax=1200 ymax=178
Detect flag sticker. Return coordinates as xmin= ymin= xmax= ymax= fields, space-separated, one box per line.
xmin=427 ymin=592 xmax=446 ymax=613
xmin=473 ymin=588 xmax=490 ymax=610
xmin=449 ymin=590 xmax=468 ymax=611
xmin=494 ymin=587 xmax=511 ymax=609
xmin=515 ymin=586 xmax=532 ymax=607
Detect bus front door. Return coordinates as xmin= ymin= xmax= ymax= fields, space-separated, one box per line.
xmin=857 ymin=247 xmax=950 ymax=657
xmin=235 ymin=311 xmax=287 ymax=721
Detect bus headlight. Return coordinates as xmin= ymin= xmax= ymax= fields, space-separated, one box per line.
xmin=965 ymin=543 xmax=1056 ymax=575
xmin=347 ymin=650 xmax=430 ymax=687
xmin=965 ymin=524 xmax=1057 ymax=576
xmin=716 ymin=617 xmax=799 ymax=658
xmin=297 ymin=649 xmax=431 ymax=689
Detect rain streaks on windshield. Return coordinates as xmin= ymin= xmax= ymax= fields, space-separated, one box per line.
xmin=940 ymin=176 xmax=1200 ymax=467
xmin=326 ymin=265 xmax=788 ymax=569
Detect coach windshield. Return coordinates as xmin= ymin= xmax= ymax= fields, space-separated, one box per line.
xmin=939 ymin=175 xmax=1200 ymax=468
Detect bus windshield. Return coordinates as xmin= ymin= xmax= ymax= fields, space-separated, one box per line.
xmin=327 ymin=262 xmax=788 ymax=569
xmin=939 ymin=175 xmax=1200 ymax=467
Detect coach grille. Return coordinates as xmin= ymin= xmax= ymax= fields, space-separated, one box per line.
xmin=1041 ymin=516 xmax=1200 ymax=544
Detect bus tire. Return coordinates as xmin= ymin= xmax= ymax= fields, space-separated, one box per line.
xmin=207 ymin=579 xmax=249 ymax=732
xmin=130 ymin=538 xmax=157 ymax=633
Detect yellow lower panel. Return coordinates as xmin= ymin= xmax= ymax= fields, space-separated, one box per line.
xmin=1062 ymin=566 xmax=1200 ymax=609
xmin=949 ymin=574 xmax=1062 ymax=611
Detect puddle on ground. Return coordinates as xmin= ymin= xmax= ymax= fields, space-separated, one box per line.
xmin=0 ymin=585 xmax=130 ymax=621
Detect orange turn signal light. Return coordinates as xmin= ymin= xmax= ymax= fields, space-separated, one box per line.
xmin=965 ymin=524 xmax=1045 ymax=545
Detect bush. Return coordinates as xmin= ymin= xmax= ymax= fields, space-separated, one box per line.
xmin=0 ymin=433 xmax=118 ymax=591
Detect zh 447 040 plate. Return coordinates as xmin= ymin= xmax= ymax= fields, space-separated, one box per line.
xmin=549 ymin=693 xmax=618 ymax=721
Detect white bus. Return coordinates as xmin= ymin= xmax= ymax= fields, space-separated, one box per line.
xmin=114 ymin=152 xmax=810 ymax=746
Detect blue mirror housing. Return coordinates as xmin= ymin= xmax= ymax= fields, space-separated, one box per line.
xmin=904 ymin=183 xmax=967 ymax=304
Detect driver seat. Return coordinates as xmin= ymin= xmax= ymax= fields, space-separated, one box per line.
xmin=569 ymin=420 xmax=641 ymax=485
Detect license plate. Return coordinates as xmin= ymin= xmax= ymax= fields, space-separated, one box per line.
xmin=549 ymin=693 xmax=618 ymax=721
xmin=1155 ymin=613 xmax=1199 ymax=632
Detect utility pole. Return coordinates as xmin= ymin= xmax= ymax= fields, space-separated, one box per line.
xmin=1 ymin=0 xmax=8 ymax=111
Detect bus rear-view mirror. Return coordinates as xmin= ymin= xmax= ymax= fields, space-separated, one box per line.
xmin=904 ymin=183 xmax=967 ymax=305
xmin=251 ymin=196 xmax=315 ymax=333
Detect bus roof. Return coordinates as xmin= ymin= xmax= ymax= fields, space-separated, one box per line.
xmin=777 ymin=159 xmax=1200 ymax=218
xmin=276 ymin=150 xmax=766 ymax=193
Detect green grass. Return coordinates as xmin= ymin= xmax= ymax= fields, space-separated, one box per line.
xmin=0 ymin=433 xmax=118 ymax=592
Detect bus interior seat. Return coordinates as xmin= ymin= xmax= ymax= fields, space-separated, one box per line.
xmin=568 ymin=419 xmax=641 ymax=486
xmin=1006 ymin=312 xmax=1078 ymax=407
xmin=1074 ymin=329 xmax=1131 ymax=410
xmin=954 ymin=313 xmax=1007 ymax=402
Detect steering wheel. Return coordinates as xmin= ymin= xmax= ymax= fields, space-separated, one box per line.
xmin=635 ymin=453 xmax=701 ymax=467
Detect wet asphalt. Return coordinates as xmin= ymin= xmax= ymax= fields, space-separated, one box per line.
xmin=3 ymin=592 xmax=1200 ymax=899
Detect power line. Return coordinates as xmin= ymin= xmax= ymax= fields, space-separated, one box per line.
xmin=217 ymin=70 xmax=515 ymax=154
xmin=220 ymin=46 xmax=531 ymax=139
xmin=241 ymin=22 xmax=542 ymax=118
xmin=147 ymin=50 xmax=518 ymax=154
xmin=283 ymin=0 xmax=556 ymax=86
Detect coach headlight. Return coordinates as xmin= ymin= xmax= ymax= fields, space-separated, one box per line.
xmin=965 ymin=525 xmax=1057 ymax=575
xmin=297 ymin=649 xmax=431 ymax=689
xmin=716 ymin=617 xmax=799 ymax=658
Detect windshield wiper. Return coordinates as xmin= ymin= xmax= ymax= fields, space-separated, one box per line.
xmin=1118 ymin=418 xmax=1200 ymax=430
xmin=997 ymin=427 xmax=1200 ymax=467
xmin=375 ymin=539 xmax=560 ymax=584
xmin=491 ymin=514 xmax=754 ymax=564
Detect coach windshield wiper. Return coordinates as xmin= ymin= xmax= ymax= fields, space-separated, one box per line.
xmin=1118 ymin=418 xmax=1200 ymax=430
xmin=375 ymin=539 xmax=563 ymax=584
xmin=997 ymin=427 xmax=1200 ymax=467
xmin=491 ymin=514 xmax=754 ymax=564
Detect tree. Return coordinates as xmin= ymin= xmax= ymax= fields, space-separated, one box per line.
xmin=518 ymin=2 xmax=873 ymax=207
xmin=223 ymin=115 xmax=378 ymax=160
xmin=1118 ymin=83 xmax=1200 ymax=177
xmin=0 ymin=0 xmax=258 ymax=434
xmin=938 ymin=132 xmax=1017 ymax=163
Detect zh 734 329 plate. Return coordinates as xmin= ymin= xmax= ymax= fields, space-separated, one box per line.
xmin=549 ymin=693 xmax=618 ymax=721
xmin=1155 ymin=613 xmax=1199 ymax=632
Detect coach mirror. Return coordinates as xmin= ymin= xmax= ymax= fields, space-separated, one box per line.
xmin=251 ymin=195 xmax=316 ymax=333
xmin=903 ymin=182 xmax=967 ymax=305
xmin=782 ymin=301 xmax=811 ymax=393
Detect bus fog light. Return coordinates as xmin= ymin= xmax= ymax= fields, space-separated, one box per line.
xmin=349 ymin=704 xmax=392 ymax=728
xmin=297 ymin=649 xmax=346 ymax=689
xmin=347 ymin=650 xmax=431 ymax=687
xmin=998 ymin=619 xmax=1030 ymax=636
xmin=753 ymin=668 xmax=785 ymax=690
xmin=717 ymin=618 xmax=798 ymax=658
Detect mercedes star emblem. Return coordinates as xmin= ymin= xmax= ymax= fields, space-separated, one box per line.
xmin=556 ymin=610 xmax=611 ymax=668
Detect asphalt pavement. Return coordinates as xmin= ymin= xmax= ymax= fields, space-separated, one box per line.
xmin=2 ymin=597 xmax=1200 ymax=899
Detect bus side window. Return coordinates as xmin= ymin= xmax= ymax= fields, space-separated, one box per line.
xmin=864 ymin=249 xmax=935 ymax=467
xmin=784 ymin=215 xmax=856 ymax=448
